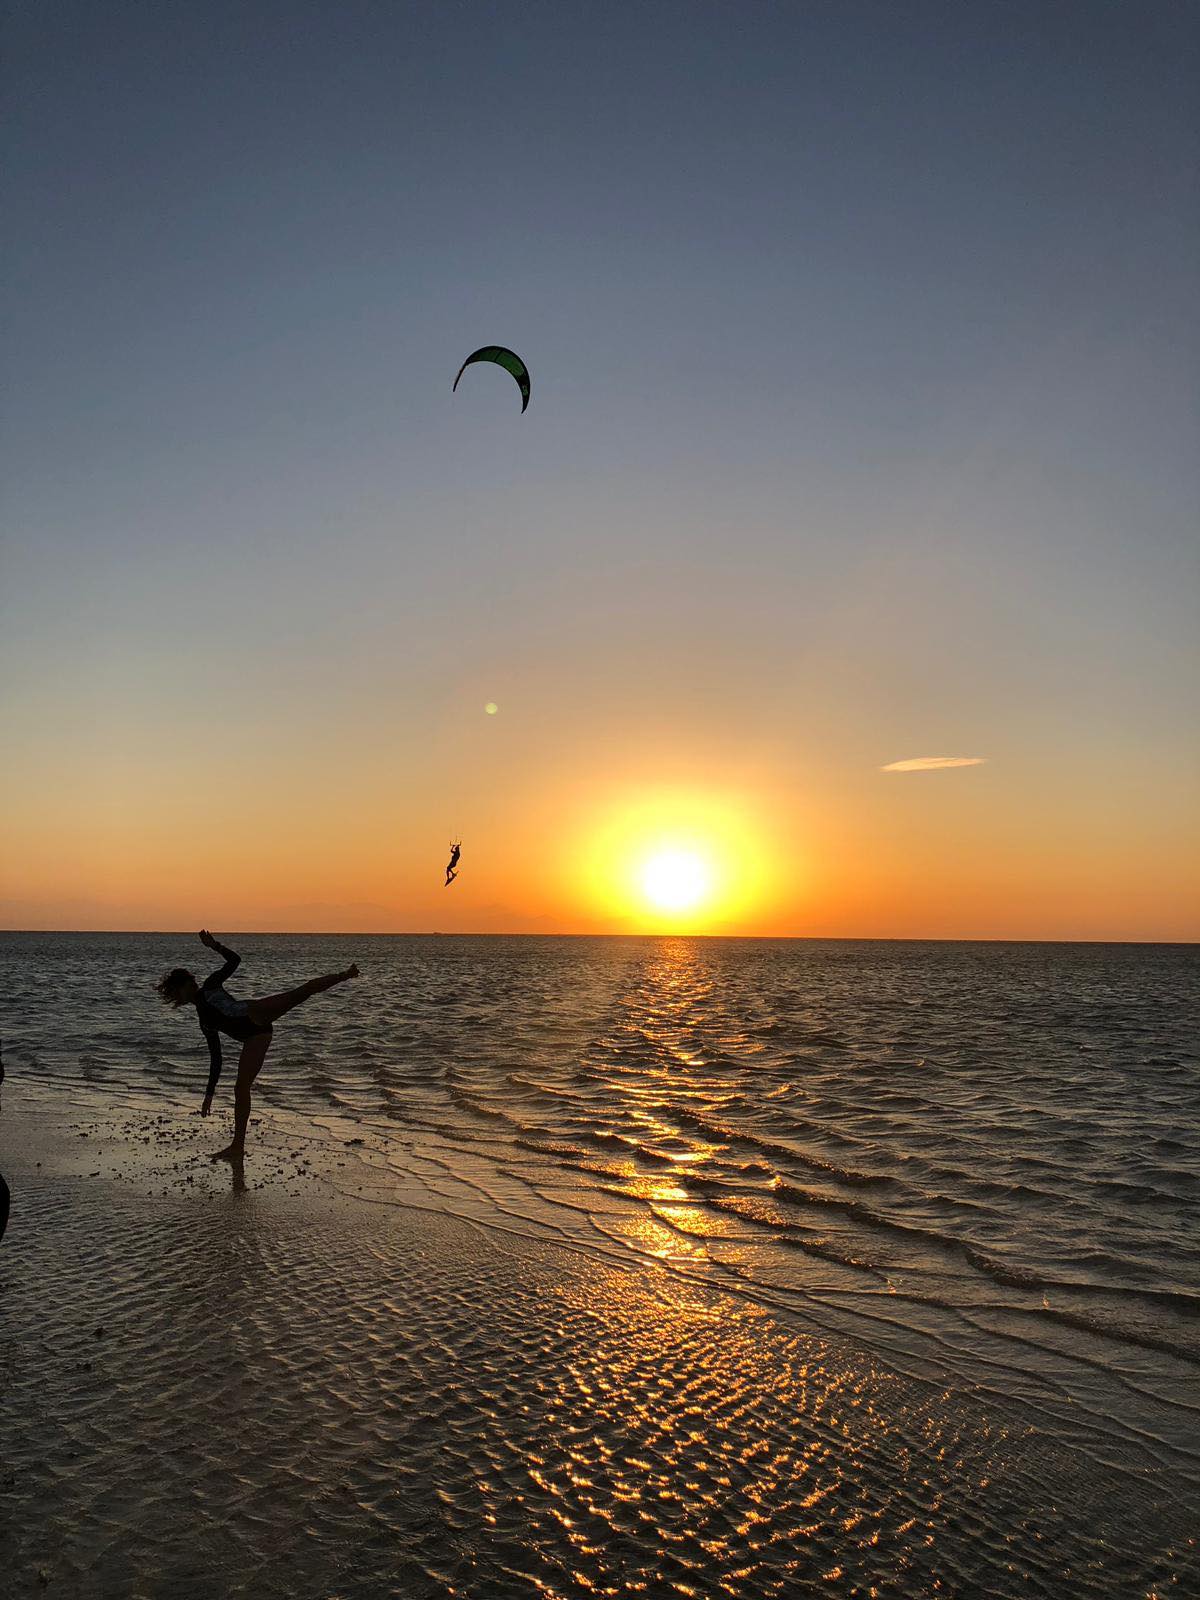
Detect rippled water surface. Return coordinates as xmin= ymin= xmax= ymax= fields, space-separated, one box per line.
xmin=3 ymin=932 xmax=1198 ymax=1589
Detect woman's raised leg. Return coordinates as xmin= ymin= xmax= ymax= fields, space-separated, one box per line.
xmin=247 ymin=965 xmax=358 ymax=1027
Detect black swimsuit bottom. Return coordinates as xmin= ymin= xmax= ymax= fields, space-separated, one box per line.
xmin=196 ymin=991 xmax=271 ymax=1042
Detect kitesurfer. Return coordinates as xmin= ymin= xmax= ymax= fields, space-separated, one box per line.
xmin=445 ymin=841 xmax=461 ymax=887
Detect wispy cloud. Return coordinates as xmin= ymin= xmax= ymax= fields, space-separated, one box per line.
xmin=881 ymin=756 xmax=986 ymax=773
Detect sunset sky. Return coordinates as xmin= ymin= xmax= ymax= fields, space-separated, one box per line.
xmin=2 ymin=1 xmax=1197 ymax=939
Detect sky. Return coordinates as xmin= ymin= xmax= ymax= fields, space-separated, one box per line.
xmin=2 ymin=0 xmax=1197 ymax=938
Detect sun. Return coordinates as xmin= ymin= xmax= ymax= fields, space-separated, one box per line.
xmin=640 ymin=849 xmax=712 ymax=913
xmin=571 ymin=785 xmax=778 ymax=932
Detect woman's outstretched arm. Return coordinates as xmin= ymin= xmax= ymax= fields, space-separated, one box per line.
xmin=199 ymin=929 xmax=240 ymax=986
xmin=201 ymin=1025 xmax=222 ymax=1114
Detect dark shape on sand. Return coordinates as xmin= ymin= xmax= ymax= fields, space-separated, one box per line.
xmin=0 ymin=1036 xmax=7 ymax=1242
xmin=155 ymin=931 xmax=359 ymax=1161
xmin=452 ymin=346 xmax=530 ymax=412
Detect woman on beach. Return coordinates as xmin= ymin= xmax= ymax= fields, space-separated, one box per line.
xmin=156 ymin=932 xmax=358 ymax=1162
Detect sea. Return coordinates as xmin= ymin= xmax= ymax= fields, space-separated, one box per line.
xmin=2 ymin=932 xmax=1198 ymax=1592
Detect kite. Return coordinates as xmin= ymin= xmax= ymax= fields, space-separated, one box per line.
xmin=452 ymin=346 xmax=530 ymax=413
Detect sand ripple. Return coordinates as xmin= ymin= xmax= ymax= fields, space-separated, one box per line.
xmin=2 ymin=1151 xmax=1195 ymax=1599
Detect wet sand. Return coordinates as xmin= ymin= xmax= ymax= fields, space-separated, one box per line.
xmin=1 ymin=1085 xmax=1193 ymax=1599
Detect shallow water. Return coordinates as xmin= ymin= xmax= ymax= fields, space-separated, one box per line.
xmin=3 ymin=933 xmax=1199 ymax=1554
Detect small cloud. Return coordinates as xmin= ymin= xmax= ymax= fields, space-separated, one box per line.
xmin=881 ymin=756 xmax=986 ymax=773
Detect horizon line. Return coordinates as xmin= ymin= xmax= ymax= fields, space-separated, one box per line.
xmin=0 ymin=928 xmax=1196 ymax=947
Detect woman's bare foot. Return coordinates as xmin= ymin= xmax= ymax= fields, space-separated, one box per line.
xmin=210 ymin=1144 xmax=241 ymax=1163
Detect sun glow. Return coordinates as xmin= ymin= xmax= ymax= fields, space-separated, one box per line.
xmin=640 ymin=849 xmax=712 ymax=913
xmin=571 ymin=786 xmax=778 ymax=932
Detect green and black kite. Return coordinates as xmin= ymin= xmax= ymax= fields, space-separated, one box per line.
xmin=452 ymin=346 xmax=531 ymax=413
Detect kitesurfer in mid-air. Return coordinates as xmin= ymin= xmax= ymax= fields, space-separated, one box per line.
xmin=156 ymin=931 xmax=358 ymax=1163
xmin=445 ymin=841 xmax=461 ymax=886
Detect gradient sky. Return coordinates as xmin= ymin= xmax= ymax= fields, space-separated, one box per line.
xmin=2 ymin=0 xmax=1197 ymax=937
